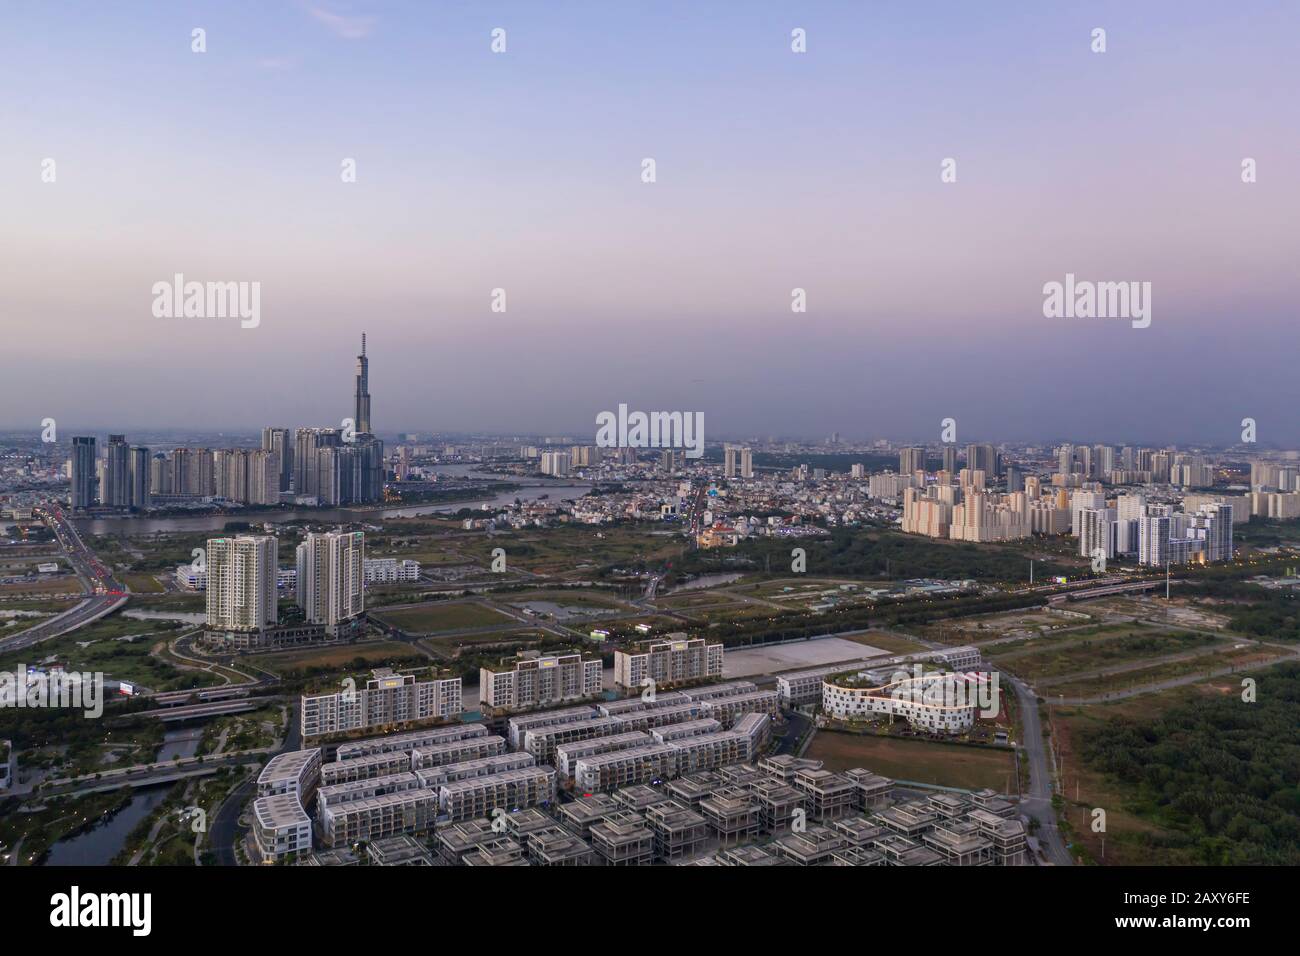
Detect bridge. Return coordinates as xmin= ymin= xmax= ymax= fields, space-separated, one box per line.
xmin=1053 ymin=579 xmax=1177 ymax=602
xmin=142 ymin=700 xmax=262 ymax=722
xmin=150 ymin=686 xmax=253 ymax=707
xmin=36 ymin=749 xmax=272 ymax=797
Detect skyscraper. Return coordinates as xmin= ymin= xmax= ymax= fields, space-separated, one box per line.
xmin=966 ymin=443 xmax=998 ymax=477
xmin=294 ymin=427 xmax=341 ymax=500
xmin=70 ymin=436 xmax=97 ymax=509
xmin=102 ymin=435 xmax=131 ymax=507
xmin=296 ymin=531 xmax=365 ymax=634
xmin=262 ymin=427 xmax=293 ymax=493
xmin=128 ymin=445 xmax=151 ymax=510
xmin=941 ymin=445 xmax=957 ymax=474
xmin=899 ymin=446 xmax=925 ymax=475
xmin=354 ymin=333 xmax=371 ymax=435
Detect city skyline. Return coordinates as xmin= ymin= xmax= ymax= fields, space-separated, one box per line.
xmin=4 ymin=1 xmax=1299 ymax=443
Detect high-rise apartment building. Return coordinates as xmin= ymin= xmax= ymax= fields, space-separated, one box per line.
xmin=540 ymin=450 xmax=572 ymax=477
xmin=296 ymin=531 xmax=365 ymax=634
xmin=205 ymin=535 xmax=279 ymax=632
xmin=966 ymin=443 xmax=998 ymax=477
xmin=262 ymin=427 xmax=294 ymax=493
xmin=941 ymin=445 xmax=957 ymax=474
xmin=1078 ymin=507 xmax=1116 ymax=560
xmin=899 ymin=447 xmax=925 ymax=476
xmin=723 ymin=444 xmax=754 ymax=479
xmin=1057 ymin=443 xmax=1074 ymax=476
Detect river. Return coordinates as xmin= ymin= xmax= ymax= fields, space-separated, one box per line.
xmin=42 ymin=727 xmax=204 ymax=866
xmin=73 ymin=466 xmax=591 ymax=535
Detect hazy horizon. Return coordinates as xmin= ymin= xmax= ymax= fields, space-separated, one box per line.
xmin=4 ymin=1 xmax=1298 ymax=446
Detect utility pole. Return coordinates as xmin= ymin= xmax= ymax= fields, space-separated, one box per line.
xmin=1030 ymin=559 xmax=1034 ymax=585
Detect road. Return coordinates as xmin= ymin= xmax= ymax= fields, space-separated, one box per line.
xmin=209 ymin=701 xmax=301 ymax=867
xmin=1006 ymin=674 xmax=1072 ymax=866
xmin=0 ymin=505 xmax=128 ymax=651
xmin=1054 ymin=648 xmax=1300 ymax=705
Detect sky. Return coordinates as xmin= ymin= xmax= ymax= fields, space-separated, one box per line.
xmin=2 ymin=1 xmax=1298 ymax=447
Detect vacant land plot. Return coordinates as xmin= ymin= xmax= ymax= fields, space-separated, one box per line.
xmin=805 ymin=731 xmax=1015 ymax=791
xmin=653 ymin=591 xmax=737 ymax=609
xmin=372 ymin=601 xmax=513 ymax=633
xmin=257 ymin=641 xmax=425 ymax=676
xmin=989 ymin=629 xmax=1224 ymax=681
xmin=747 ymin=579 xmax=885 ymax=600
xmin=456 ymin=526 xmax=684 ymax=578
xmin=688 ymin=604 xmax=794 ymax=624
xmin=841 ymin=630 xmax=929 ymax=655
xmin=1051 ymin=673 xmax=1278 ymax=865
xmin=421 ymin=629 xmax=551 ymax=654
xmin=580 ymin=616 xmax=681 ymax=639
xmin=122 ymin=572 xmax=165 ymax=593
xmin=506 ymin=589 xmax=624 ymax=609
xmin=1047 ymin=645 xmax=1287 ymax=699
xmin=723 ymin=637 xmax=889 ymax=678
xmin=0 ymin=577 xmax=84 ymax=596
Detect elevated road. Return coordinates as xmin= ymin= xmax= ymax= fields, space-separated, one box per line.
xmin=0 ymin=505 xmax=128 ymax=651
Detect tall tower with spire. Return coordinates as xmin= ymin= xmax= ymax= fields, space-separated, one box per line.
xmin=354 ymin=333 xmax=371 ymax=434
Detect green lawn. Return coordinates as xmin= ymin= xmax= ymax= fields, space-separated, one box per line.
xmin=372 ymin=601 xmax=513 ymax=633
xmin=805 ymin=731 xmax=1015 ymax=791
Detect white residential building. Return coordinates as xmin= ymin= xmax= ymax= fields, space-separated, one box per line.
xmin=822 ymin=672 xmax=989 ymax=734
xmin=300 ymin=669 xmax=463 ymax=738
xmin=613 ymin=636 xmax=724 ymax=691
xmin=252 ymin=793 xmax=313 ymax=862
xmin=363 ymin=557 xmax=421 ymax=583
xmin=205 ymin=535 xmax=278 ymax=632
xmin=479 ymin=650 xmax=603 ymax=714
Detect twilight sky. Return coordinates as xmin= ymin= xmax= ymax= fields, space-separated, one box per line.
xmin=2 ymin=1 xmax=1298 ymax=446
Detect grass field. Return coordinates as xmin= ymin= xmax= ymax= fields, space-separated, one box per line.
xmin=257 ymin=641 xmax=425 ymax=676
xmin=122 ymin=572 xmax=165 ymax=593
xmin=421 ymin=629 xmax=551 ymax=653
xmin=653 ymin=591 xmax=737 ymax=609
xmin=131 ymin=592 xmax=205 ymax=612
xmin=372 ymin=601 xmax=513 ymax=633
xmin=0 ymin=577 xmax=84 ymax=596
xmin=505 ymin=589 xmax=624 ymax=609
xmin=804 ymin=731 xmax=1016 ymax=791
